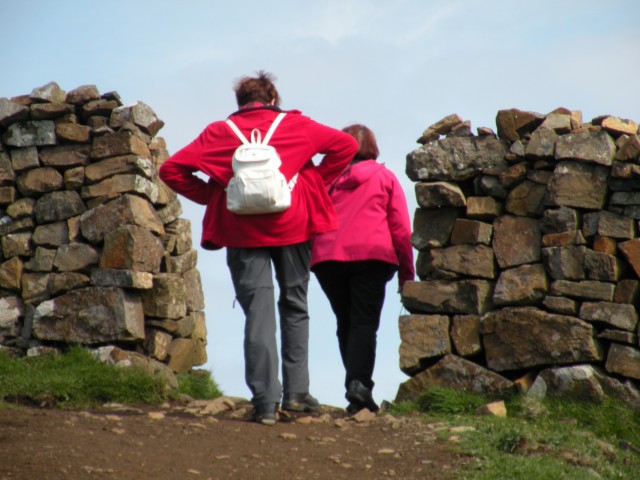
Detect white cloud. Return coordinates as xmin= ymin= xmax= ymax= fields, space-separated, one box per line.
xmin=393 ymin=2 xmax=465 ymax=46
xmin=292 ymin=0 xmax=388 ymax=45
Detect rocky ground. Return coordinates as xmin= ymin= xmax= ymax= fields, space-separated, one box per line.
xmin=0 ymin=397 xmax=471 ymax=480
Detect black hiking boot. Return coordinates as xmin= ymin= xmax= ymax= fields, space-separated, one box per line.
xmin=346 ymin=380 xmax=379 ymax=413
xmin=282 ymin=393 xmax=320 ymax=413
xmin=251 ymin=402 xmax=278 ymax=426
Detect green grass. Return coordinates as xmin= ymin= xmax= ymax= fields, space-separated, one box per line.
xmin=417 ymin=385 xmax=489 ymax=414
xmin=392 ymin=387 xmax=640 ymax=480
xmin=0 ymin=346 xmax=222 ymax=408
xmin=176 ymin=369 xmax=223 ymax=400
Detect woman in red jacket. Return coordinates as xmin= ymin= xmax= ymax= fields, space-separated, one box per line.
xmin=311 ymin=124 xmax=414 ymax=414
xmin=159 ymin=72 xmax=358 ymax=425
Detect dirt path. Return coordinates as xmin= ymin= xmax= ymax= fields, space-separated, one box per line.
xmin=0 ymin=398 xmax=469 ymax=480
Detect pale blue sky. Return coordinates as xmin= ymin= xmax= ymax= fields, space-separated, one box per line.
xmin=2 ymin=0 xmax=639 ymax=407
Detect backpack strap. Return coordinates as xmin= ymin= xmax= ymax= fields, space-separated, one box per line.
xmin=328 ymin=165 xmax=352 ymax=195
xmin=265 ymin=113 xmax=295 ymax=188
xmin=225 ymin=112 xmax=286 ymax=145
xmin=288 ymin=172 xmax=299 ymax=190
xmin=262 ymin=113 xmax=286 ymax=144
xmin=225 ymin=118 xmax=250 ymax=144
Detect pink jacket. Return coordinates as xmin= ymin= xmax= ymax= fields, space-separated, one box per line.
xmin=310 ymin=160 xmax=415 ymax=287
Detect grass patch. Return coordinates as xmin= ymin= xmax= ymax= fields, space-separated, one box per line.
xmin=176 ymin=369 xmax=223 ymax=400
xmin=417 ymin=386 xmax=489 ymax=415
xmin=387 ymin=399 xmax=421 ymax=416
xmin=0 ymin=346 xmax=221 ymax=408
xmin=542 ymin=395 xmax=640 ymax=447
xmin=402 ymin=387 xmax=640 ymax=479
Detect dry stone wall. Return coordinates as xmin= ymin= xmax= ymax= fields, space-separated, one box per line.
xmin=0 ymin=82 xmax=206 ymax=378
xmin=398 ymin=110 xmax=640 ymax=409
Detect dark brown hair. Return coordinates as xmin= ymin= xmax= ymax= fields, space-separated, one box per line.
xmin=233 ymin=71 xmax=281 ymax=107
xmin=342 ymin=124 xmax=379 ymax=161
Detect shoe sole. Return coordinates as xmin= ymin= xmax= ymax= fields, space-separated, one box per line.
xmin=252 ymin=414 xmax=276 ymax=426
xmin=346 ymin=403 xmax=362 ymax=415
xmin=281 ymin=402 xmax=320 ymax=413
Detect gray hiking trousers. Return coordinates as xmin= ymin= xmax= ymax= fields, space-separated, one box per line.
xmin=226 ymin=241 xmax=311 ymax=406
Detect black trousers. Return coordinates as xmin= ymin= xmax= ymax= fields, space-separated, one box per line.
xmin=313 ymin=260 xmax=396 ymax=392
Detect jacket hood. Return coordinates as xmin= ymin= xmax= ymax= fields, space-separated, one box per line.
xmin=332 ymin=160 xmax=385 ymax=191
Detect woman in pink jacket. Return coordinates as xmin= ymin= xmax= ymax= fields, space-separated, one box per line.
xmin=311 ymin=124 xmax=414 ymax=414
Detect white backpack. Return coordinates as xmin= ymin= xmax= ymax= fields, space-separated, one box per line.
xmin=225 ymin=112 xmax=298 ymax=215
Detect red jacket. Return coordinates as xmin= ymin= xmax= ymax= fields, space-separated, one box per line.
xmin=159 ymin=105 xmax=358 ymax=249
xmin=310 ymin=160 xmax=415 ymax=288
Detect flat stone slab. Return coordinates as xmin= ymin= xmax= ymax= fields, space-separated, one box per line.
xmin=32 ymin=287 xmax=144 ymax=344
xmin=406 ymin=136 xmax=508 ymax=182
xmin=481 ymin=307 xmax=603 ymax=371
xmin=395 ymin=354 xmax=514 ymax=403
xmin=402 ymin=279 xmax=493 ymax=314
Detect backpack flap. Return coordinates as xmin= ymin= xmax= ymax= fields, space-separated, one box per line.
xmin=232 ymin=143 xmax=280 ymax=165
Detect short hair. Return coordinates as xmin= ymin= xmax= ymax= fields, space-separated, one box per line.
xmin=342 ymin=124 xmax=379 ymax=161
xmin=233 ymin=71 xmax=281 ymax=107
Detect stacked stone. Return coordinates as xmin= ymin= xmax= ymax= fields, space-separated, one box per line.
xmin=0 ymin=82 xmax=206 ymax=375
xmin=397 ymin=110 xmax=640 ymax=409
